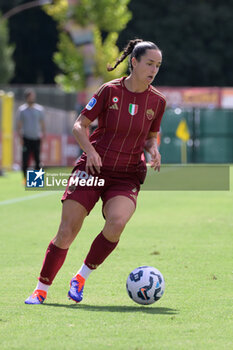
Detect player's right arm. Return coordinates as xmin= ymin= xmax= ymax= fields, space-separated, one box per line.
xmin=73 ymin=83 xmax=108 ymax=174
xmin=72 ymin=114 xmax=102 ymax=174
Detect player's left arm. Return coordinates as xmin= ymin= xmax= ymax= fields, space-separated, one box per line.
xmin=145 ymin=131 xmax=161 ymax=172
xmin=145 ymin=97 xmax=166 ymax=172
xmin=39 ymin=107 xmax=46 ymax=141
xmin=40 ymin=119 xmax=46 ymax=141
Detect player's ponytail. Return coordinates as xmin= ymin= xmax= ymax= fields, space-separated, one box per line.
xmin=107 ymin=39 xmax=143 ymax=71
xmin=107 ymin=39 xmax=160 ymax=72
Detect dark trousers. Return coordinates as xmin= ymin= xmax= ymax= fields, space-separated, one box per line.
xmin=22 ymin=137 xmax=41 ymax=178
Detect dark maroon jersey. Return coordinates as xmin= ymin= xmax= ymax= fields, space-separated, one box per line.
xmin=81 ymin=77 xmax=166 ymax=172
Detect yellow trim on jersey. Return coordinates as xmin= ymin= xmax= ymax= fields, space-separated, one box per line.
xmin=97 ymin=83 xmax=108 ymax=97
xmin=150 ymin=86 xmax=166 ymax=103
xmin=97 ymin=79 xmax=122 ymax=97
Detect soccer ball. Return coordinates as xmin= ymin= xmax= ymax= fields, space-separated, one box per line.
xmin=126 ymin=266 xmax=165 ymax=305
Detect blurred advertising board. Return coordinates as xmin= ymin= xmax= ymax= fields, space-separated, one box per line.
xmin=159 ymin=87 xmax=221 ymax=108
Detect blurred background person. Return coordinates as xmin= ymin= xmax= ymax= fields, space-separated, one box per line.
xmin=16 ymin=88 xmax=46 ymax=183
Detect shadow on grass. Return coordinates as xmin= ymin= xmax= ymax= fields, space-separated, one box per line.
xmin=42 ymin=303 xmax=178 ymax=315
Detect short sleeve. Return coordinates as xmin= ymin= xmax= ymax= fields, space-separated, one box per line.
xmin=80 ymin=84 xmax=108 ymax=122
xmin=39 ymin=107 xmax=45 ymax=121
xmin=150 ymin=99 xmax=166 ymax=133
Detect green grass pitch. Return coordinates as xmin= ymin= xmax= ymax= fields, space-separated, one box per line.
xmin=0 ymin=169 xmax=232 ymax=350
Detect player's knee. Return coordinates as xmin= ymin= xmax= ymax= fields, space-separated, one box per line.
xmin=106 ymin=216 xmax=126 ymax=234
xmin=56 ymin=221 xmax=77 ymax=246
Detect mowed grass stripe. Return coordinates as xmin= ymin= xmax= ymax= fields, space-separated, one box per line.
xmin=0 ymin=192 xmax=55 ymax=205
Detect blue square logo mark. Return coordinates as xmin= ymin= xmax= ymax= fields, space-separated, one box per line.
xmin=26 ymin=168 xmax=45 ymax=188
xmin=86 ymin=97 xmax=97 ymax=110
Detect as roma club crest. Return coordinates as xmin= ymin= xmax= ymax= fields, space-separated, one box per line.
xmin=128 ymin=103 xmax=138 ymax=116
xmin=146 ymin=109 xmax=155 ymax=120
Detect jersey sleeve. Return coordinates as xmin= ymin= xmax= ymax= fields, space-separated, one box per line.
xmin=80 ymin=84 xmax=108 ymax=122
xmin=150 ymin=98 xmax=166 ymax=133
xmin=36 ymin=105 xmax=45 ymax=121
xmin=40 ymin=107 xmax=45 ymax=121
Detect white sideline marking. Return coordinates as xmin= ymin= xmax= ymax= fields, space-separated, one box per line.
xmin=0 ymin=192 xmax=55 ymax=206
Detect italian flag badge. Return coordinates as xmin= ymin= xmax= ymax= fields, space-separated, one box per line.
xmin=128 ymin=103 xmax=138 ymax=116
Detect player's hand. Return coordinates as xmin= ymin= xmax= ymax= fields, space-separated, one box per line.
xmin=86 ymin=150 xmax=102 ymax=175
xmin=149 ymin=147 xmax=161 ymax=172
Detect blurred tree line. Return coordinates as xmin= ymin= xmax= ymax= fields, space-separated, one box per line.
xmin=118 ymin=0 xmax=233 ymax=86
xmin=44 ymin=0 xmax=131 ymax=91
xmin=0 ymin=0 xmax=59 ymax=84
xmin=0 ymin=12 xmax=14 ymax=83
xmin=0 ymin=0 xmax=233 ymax=86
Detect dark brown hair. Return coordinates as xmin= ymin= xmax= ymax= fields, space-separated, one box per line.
xmin=107 ymin=39 xmax=160 ymax=72
xmin=24 ymin=88 xmax=35 ymax=99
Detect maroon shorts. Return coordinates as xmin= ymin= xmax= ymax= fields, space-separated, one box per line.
xmin=61 ymin=160 xmax=141 ymax=214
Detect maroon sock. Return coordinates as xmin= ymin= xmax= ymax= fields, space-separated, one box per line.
xmin=39 ymin=241 xmax=68 ymax=285
xmin=84 ymin=232 xmax=119 ymax=269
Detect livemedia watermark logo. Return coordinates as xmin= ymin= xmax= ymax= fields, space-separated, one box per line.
xmin=26 ymin=169 xmax=45 ymax=188
xmin=26 ymin=165 xmax=230 ymax=191
xmin=47 ymin=169 xmax=105 ymax=188
xmin=26 ymin=168 xmax=105 ymax=191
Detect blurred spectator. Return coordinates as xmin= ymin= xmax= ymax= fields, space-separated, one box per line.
xmin=16 ymin=88 xmax=46 ymax=183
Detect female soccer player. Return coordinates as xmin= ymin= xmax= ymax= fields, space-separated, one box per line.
xmin=25 ymin=38 xmax=166 ymax=304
